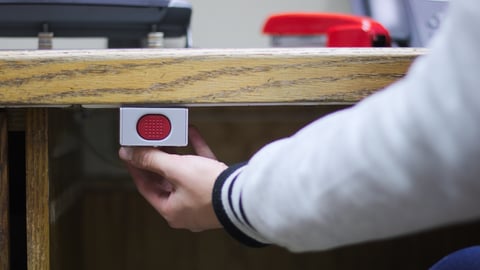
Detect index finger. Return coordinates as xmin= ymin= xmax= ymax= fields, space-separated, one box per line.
xmin=119 ymin=146 xmax=182 ymax=185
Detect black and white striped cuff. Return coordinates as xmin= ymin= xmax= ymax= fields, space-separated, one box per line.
xmin=212 ymin=162 xmax=268 ymax=248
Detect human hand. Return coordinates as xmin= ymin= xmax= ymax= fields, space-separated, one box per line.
xmin=118 ymin=127 xmax=228 ymax=232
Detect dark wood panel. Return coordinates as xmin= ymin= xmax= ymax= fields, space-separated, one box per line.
xmin=79 ymin=188 xmax=480 ymax=270
xmin=0 ymin=112 xmax=10 ymax=270
xmin=15 ymin=106 xmax=480 ymax=270
xmin=48 ymin=108 xmax=86 ymax=270
xmin=81 ymin=188 xmax=323 ymax=270
xmin=45 ymin=106 xmax=480 ymax=270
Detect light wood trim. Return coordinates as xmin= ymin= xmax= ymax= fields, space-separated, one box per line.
xmin=26 ymin=109 xmax=50 ymax=270
xmin=0 ymin=48 xmax=424 ymax=106
xmin=0 ymin=112 xmax=9 ymax=270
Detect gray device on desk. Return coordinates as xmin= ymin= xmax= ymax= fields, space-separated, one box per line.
xmin=0 ymin=0 xmax=192 ymax=46
xmin=351 ymin=0 xmax=449 ymax=47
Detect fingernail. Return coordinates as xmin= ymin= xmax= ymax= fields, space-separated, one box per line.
xmin=119 ymin=147 xmax=133 ymax=161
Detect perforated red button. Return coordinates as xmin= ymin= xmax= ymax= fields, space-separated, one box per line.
xmin=136 ymin=114 xmax=171 ymax=140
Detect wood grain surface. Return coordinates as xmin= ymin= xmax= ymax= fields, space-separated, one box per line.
xmin=0 ymin=112 xmax=9 ymax=270
xmin=0 ymin=48 xmax=424 ymax=106
xmin=25 ymin=109 xmax=50 ymax=270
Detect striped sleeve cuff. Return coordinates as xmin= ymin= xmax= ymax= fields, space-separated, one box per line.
xmin=212 ymin=162 xmax=269 ymax=247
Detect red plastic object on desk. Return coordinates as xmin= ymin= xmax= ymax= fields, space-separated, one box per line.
xmin=262 ymin=13 xmax=391 ymax=47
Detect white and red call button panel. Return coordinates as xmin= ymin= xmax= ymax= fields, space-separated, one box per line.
xmin=120 ymin=107 xmax=188 ymax=146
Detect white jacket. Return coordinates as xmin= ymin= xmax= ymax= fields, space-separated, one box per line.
xmin=212 ymin=0 xmax=480 ymax=252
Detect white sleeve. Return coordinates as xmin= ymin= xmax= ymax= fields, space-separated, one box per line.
xmin=213 ymin=0 xmax=480 ymax=252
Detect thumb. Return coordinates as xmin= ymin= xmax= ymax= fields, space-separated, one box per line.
xmin=188 ymin=126 xmax=216 ymax=159
xmin=119 ymin=146 xmax=181 ymax=185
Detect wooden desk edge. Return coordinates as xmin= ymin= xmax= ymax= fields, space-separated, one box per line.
xmin=0 ymin=48 xmax=425 ymax=106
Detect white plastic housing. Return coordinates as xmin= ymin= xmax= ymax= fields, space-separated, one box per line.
xmin=120 ymin=107 xmax=188 ymax=146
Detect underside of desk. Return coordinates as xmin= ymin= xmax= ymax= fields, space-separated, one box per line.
xmin=3 ymin=106 xmax=480 ymax=270
xmin=2 ymin=48 xmax=479 ymax=270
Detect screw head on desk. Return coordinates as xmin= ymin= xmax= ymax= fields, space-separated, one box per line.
xmin=38 ymin=32 xmax=53 ymax=50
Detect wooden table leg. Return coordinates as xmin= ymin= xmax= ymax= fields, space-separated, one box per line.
xmin=26 ymin=108 xmax=50 ymax=270
xmin=0 ymin=112 xmax=10 ymax=270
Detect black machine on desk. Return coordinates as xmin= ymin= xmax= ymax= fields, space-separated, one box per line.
xmin=0 ymin=0 xmax=192 ymax=48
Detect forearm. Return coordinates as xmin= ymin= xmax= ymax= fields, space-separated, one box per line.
xmin=212 ymin=0 xmax=480 ymax=252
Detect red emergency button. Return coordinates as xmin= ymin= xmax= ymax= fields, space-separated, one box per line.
xmin=137 ymin=114 xmax=171 ymax=140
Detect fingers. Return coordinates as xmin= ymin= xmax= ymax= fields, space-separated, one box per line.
xmin=124 ymin=163 xmax=171 ymax=194
xmin=119 ymin=146 xmax=181 ymax=186
xmin=119 ymin=144 xmax=226 ymax=231
xmin=189 ymin=126 xmax=217 ymax=160
xmin=124 ymin=163 xmax=172 ymax=215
